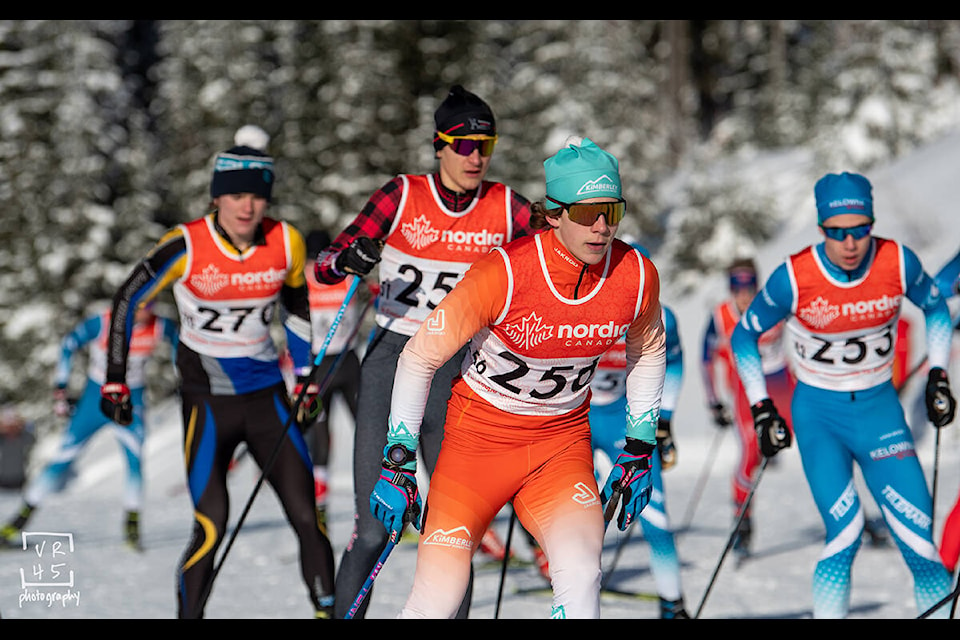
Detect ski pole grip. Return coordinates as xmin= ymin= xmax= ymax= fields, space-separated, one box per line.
xmin=603 ymin=485 xmax=623 ymax=524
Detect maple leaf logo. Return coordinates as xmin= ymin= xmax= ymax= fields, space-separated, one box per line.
xmin=190 ymin=263 xmax=230 ymax=296
xmin=503 ymin=311 xmax=553 ymax=351
xmin=400 ymin=215 xmax=441 ymax=251
xmin=798 ymin=295 xmax=840 ymax=329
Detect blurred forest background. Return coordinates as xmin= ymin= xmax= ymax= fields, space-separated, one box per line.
xmin=3 ymin=19 xmax=960 ymax=427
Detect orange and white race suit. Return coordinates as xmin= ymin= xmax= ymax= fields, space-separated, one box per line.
xmin=389 ymin=230 xmax=666 ymax=618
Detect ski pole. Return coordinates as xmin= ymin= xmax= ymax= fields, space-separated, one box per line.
xmin=345 ymin=529 xmax=400 ymax=619
xmin=600 ymin=518 xmax=637 ymax=591
xmin=929 ymin=382 xmax=953 ymax=529
xmin=494 ymin=506 xmax=517 ymax=619
xmin=951 ymin=566 xmax=960 ymax=618
xmin=917 ymin=573 xmax=960 ymax=619
xmin=194 ymin=275 xmax=363 ymax=616
xmin=677 ymin=426 xmax=726 ymax=534
xmin=693 ymin=456 xmax=769 ymax=619
xmin=932 ymin=427 xmax=942 ymax=526
xmin=603 ymin=484 xmax=625 ymax=533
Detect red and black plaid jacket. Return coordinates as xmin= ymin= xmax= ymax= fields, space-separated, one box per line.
xmin=315 ymin=173 xmax=534 ymax=284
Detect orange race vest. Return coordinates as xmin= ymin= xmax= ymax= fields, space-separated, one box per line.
xmin=785 ymin=237 xmax=905 ymax=390
xmin=461 ymin=235 xmax=648 ymax=416
xmin=712 ymin=299 xmax=788 ymax=380
xmin=90 ymin=311 xmax=166 ymax=387
xmin=376 ymin=174 xmax=517 ymax=336
xmin=173 ymin=215 xmax=292 ymax=360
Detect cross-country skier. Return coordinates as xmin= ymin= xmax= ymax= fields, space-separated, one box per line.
xmin=701 ymin=257 xmax=795 ymax=558
xmin=369 ymin=136 xmax=666 ymax=618
xmin=99 ymin=125 xmax=336 ymax=619
xmin=932 ymin=246 xmax=960 ymax=576
xmin=730 ymin=171 xmax=956 ymax=618
xmin=314 ymin=85 xmax=534 ymax=619
xmin=589 ymin=242 xmax=689 ymax=618
xmin=1 ymin=303 xmax=176 ymax=551
xmin=300 ymin=228 xmax=374 ymax=533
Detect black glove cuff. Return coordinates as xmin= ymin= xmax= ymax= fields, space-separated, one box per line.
xmin=624 ymin=437 xmax=655 ymax=457
xmin=929 ymin=367 xmax=949 ymax=384
xmin=296 ymin=374 xmax=315 ymax=386
xmin=750 ymin=398 xmax=774 ymax=419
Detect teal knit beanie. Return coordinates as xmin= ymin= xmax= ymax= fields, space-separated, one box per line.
xmin=544 ymin=137 xmax=621 ymax=209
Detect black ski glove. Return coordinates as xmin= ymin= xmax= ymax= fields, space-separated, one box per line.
xmin=100 ymin=381 xmax=133 ymax=426
xmin=751 ymin=398 xmax=791 ymax=458
xmin=335 ymin=236 xmax=381 ymax=277
xmin=710 ymin=402 xmax=732 ymax=428
xmin=926 ymin=367 xmax=957 ymax=428
xmin=655 ymin=417 xmax=678 ymax=471
xmin=293 ymin=375 xmax=322 ymax=431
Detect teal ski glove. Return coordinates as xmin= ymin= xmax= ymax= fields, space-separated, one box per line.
xmin=600 ymin=438 xmax=654 ymax=531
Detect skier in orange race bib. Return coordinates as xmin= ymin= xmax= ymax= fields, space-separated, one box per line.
xmin=369 ymin=136 xmax=666 ymax=618
xmin=100 ymin=126 xmax=336 ymax=619
xmin=317 ymin=85 xmax=535 ymax=619
xmin=700 ymin=257 xmax=795 ymax=557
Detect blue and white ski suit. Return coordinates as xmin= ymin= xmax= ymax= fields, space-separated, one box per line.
xmin=27 ymin=311 xmax=177 ymax=512
xmin=730 ymin=238 xmax=954 ymax=618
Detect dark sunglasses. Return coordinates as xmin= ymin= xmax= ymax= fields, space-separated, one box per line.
xmin=435 ymin=131 xmax=498 ymax=157
xmin=820 ymin=223 xmax=873 ymax=241
xmin=545 ymin=196 xmax=626 ymax=226
xmin=729 ymin=270 xmax=758 ymax=292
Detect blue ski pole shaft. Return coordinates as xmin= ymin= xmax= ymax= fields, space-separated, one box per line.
xmin=312 ymin=275 xmax=362 ymax=368
xmin=345 ymin=530 xmax=400 ymax=619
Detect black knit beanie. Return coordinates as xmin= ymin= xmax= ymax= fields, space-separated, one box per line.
xmin=433 ymin=84 xmax=496 ymax=151
xmin=210 ymin=125 xmax=275 ymax=201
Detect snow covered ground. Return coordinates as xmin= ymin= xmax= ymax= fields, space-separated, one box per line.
xmin=2 ymin=131 xmax=960 ymax=619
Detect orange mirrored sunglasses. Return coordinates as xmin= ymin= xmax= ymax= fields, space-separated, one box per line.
xmin=546 ymin=196 xmax=626 ymax=226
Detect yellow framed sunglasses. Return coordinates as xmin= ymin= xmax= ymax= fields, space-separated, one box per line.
xmin=435 ymin=131 xmax=498 ymax=157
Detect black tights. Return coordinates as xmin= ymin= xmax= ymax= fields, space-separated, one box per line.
xmin=177 ymin=384 xmax=335 ymax=618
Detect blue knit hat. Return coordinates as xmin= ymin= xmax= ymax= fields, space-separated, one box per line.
xmin=211 ymin=125 xmax=275 ymax=202
xmin=544 ymin=137 xmax=621 ymax=209
xmin=814 ymin=172 xmax=873 ymax=223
